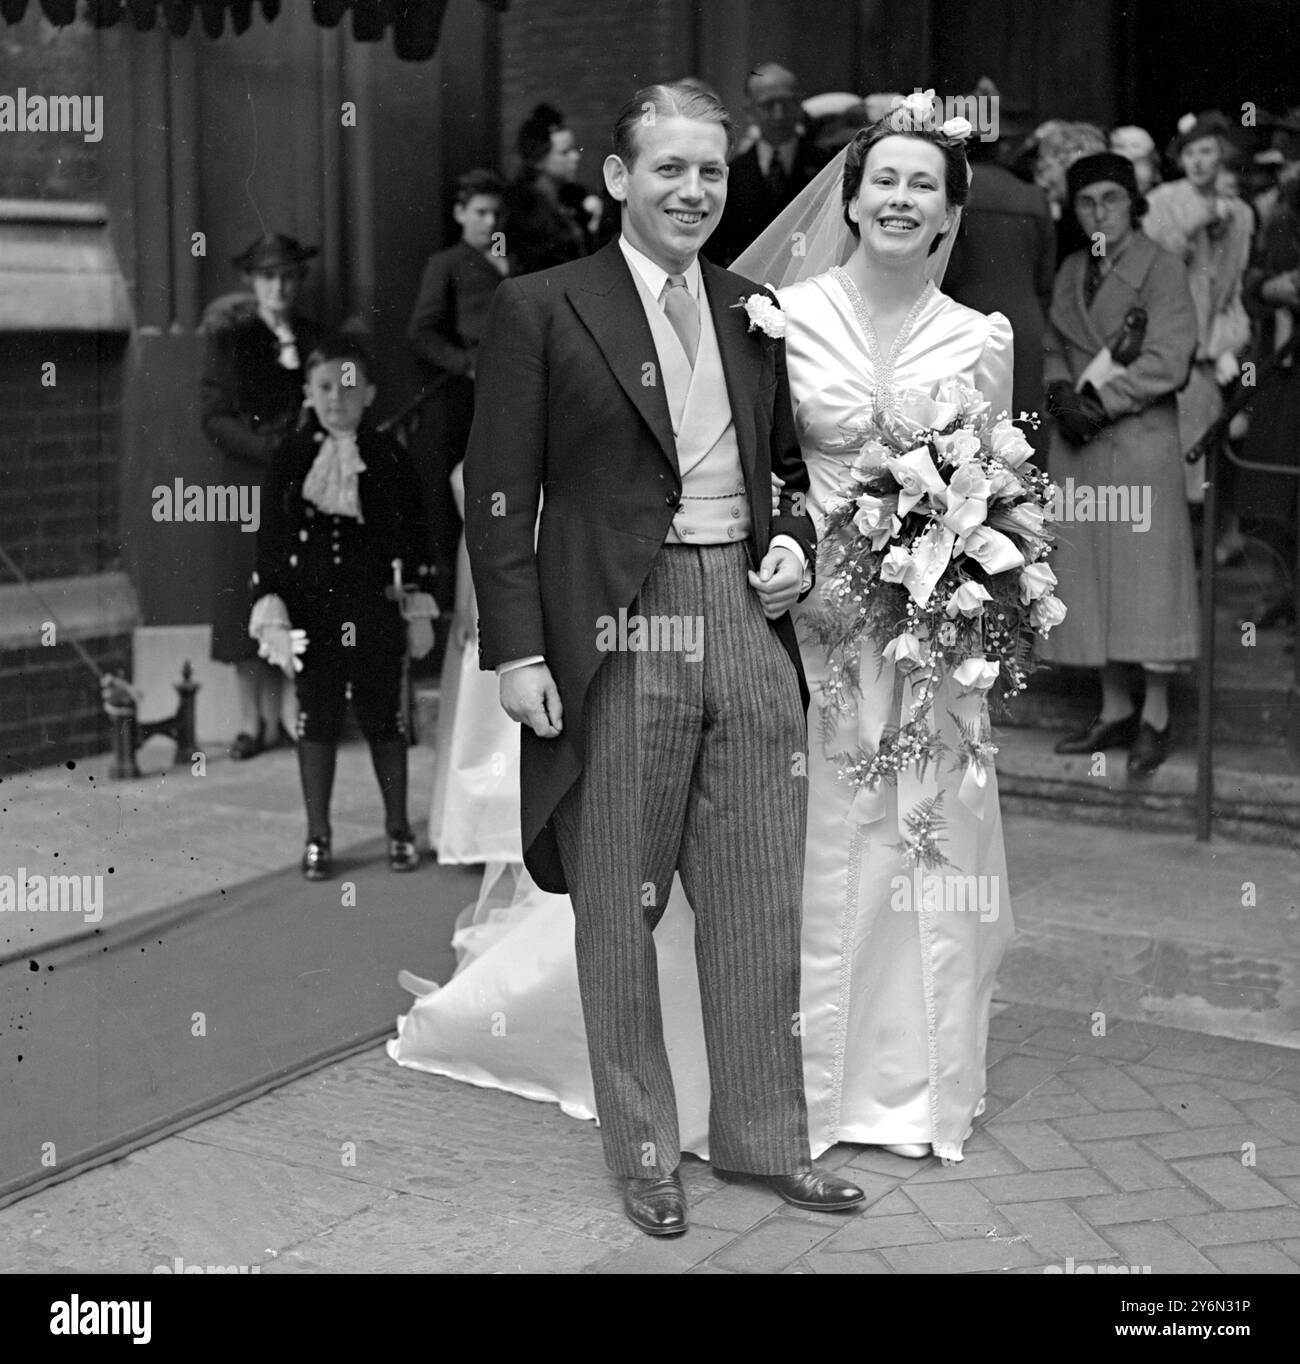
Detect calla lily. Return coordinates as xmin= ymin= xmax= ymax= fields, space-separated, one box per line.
xmin=946 ymin=580 xmax=993 ymax=618
xmin=962 ymin=525 xmax=1025 ymax=574
xmin=885 ymin=445 xmax=947 ymax=517
xmin=882 ymin=631 xmax=926 ymax=668
xmin=991 ymin=501 xmax=1047 ymax=537
xmin=905 ymin=524 xmax=957 ymax=605
xmin=942 ymin=494 xmax=989 ymax=539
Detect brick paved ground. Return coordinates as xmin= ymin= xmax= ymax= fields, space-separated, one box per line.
xmin=3 ymin=1002 xmax=1298 ymax=1275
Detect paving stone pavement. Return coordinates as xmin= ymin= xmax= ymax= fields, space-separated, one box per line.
xmin=3 ymin=1002 xmax=1299 ymax=1274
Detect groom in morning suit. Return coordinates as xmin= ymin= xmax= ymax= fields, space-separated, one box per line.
xmin=465 ymin=83 xmax=864 ymax=1235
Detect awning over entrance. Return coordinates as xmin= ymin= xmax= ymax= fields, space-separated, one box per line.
xmin=0 ymin=0 xmax=508 ymax=60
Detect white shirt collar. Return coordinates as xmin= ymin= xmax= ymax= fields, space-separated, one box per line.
xmin=618 ymin=234 xmax=702 ymax=302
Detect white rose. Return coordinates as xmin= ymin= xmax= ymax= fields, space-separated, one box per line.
xmin=935 ymin=430 xmax=983 ymax=466
xmin=941 ymin=116 xmax=973 ymax=140
xmin=1030 ymin=593 xmax=1068 ymax=634
xmin=880 ymin=545 xmax=914 ymax=584
xmin=987 ymin=419 xmax=1035 ymax=470
xmin=962 ymin=525 xmax=1025 ymax=574
xmin=945 ymin=580 xmax=993 ymax=618
xmin=951 ymin=657 xmax=1000 ymax=694
xmin=1018 ymin=561 xmax=1057 ymax=604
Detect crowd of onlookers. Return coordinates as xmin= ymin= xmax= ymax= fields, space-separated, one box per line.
xmin=197 ymin=64 xmax=1300 ymax=794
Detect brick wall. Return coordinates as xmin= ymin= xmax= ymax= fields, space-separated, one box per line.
xmin=0 ymin=335 xmax=124 ymax=583
xmin=0 ymin=633 xmax=131 ymax=770
xmin=498 ymin=0 xmax=691 ymax=181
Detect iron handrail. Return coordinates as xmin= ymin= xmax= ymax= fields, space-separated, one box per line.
xmin=1186 ymin=337 xmax=1300 ymax=840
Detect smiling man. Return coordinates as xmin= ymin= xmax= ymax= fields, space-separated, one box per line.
xmin=464 ymin=82 xmax=863 ymax=1236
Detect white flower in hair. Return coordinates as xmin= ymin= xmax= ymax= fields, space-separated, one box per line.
xmin=1177 ymin=111 xmax=1197 ymax=135
xmin=897 ymin=88 xmax=937 ymax=123
xmin=940 ymin=116 xmax=973 ymax=140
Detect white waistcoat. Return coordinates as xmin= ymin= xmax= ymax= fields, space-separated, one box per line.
xmin=629 ymin=270 xmax=751 ymax=546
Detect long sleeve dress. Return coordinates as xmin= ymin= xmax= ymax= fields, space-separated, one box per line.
xmin=390 ymin=273 xmax=1018 ymax=1164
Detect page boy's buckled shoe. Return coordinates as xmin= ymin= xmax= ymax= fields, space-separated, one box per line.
xmin=302 ymin=838 xmax=332 ymax=881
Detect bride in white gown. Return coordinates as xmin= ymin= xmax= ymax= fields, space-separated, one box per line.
xmin=392 ymin=104 xmax=1016 ymax=1163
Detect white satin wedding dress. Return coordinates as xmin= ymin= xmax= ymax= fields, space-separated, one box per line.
xmin=391 ymin=269 xmax=1016 ymax=1162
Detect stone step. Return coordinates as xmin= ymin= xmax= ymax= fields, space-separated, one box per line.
xmin=992 ymin=723 xmax=1300 ymax=849
xmin=1004 ymin=662 xmax=1297 ymax=750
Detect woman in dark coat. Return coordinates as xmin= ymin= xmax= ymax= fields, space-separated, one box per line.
xmin=1041 ymin=154 xmax=1199 ymax=777
xmin=500 ymin=103 xmax=594 ymax=277
xmin=200 ymin=233 xmax=322 ymax=759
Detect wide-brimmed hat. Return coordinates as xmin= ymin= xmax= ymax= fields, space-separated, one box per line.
xmin=231 ymin=233 xmax=319 ymax=274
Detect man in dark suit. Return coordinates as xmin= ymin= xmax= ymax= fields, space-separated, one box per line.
xmin=944 ymin=102 xmax=1056 ymax=453
xmin=704 ymin=63 xmax=827 ymax=267
xmin=465 ymin=82 xmax=863 ymax=1236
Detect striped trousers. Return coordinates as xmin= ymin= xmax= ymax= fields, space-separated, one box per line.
xmin=553 ymin=541 xmax=811 ymax=1177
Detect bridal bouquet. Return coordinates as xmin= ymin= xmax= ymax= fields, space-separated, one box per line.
xmin=803 ymin=383 xmax=1065 ymax=852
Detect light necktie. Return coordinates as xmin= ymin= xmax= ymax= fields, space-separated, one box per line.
xmin=661 ymin=274 xmax=699 ymax=367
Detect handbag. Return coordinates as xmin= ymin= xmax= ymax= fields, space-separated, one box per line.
xmin=1111 ymin=305 xmax=1148 ymax=366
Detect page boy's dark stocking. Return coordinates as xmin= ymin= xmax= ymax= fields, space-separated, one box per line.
xmin=297 ymin=740 xmax=337 ymax=843
xmin=369 ymin=739 xmax=412 ymax=840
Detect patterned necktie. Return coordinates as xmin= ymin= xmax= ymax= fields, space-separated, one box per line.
xmin=661 ymin=274 xmax=699 ymax=366
xmin=1083 ymin=254 xmax=1104 ymax=309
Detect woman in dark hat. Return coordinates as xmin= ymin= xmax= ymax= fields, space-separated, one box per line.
xmin=200 ymin=232 xmax=323 ymax=759
xmin=1041 ymin=152 xmax=1199 ymax=776
xmin=500 ymin=103 xmax=595 ymax=276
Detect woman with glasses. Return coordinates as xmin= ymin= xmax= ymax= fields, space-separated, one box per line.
xmin=1042 ymin=154 xmax=1199 ymax=777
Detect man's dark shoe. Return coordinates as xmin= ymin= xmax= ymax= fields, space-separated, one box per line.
xmin=1127 ymin=720 xmax=1171 ymax=777
xmin=715 ymin=1165 xmax=865 ymax=1211
xmin=1053 ymin=711 xmax=1139 ymax=755
xmin=623 ymin=1171 xmax=687 ymax=1236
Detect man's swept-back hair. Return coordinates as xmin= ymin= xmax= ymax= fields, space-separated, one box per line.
xmin=611 ymin=82 xmax=735 ymax=167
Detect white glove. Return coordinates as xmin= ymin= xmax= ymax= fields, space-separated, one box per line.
xmin=1214 ymin=350 xmax=1241 ymax=387
xmin=249 ymin=594 xmax=309 ymax=675
xmin=400 ymin=590 xmax=440 ymax=660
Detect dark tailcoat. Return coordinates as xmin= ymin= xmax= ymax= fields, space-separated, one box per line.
xmin=704 ymin=135 xmax=828 ymax=268
xmin=199 ymin=299 xmax=322 ymax=662
xmin=464 ymin=241 xmax=816 ymax=893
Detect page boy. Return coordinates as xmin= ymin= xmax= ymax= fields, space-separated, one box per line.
xmin=251 ymin=337 xmax=434 ymax=880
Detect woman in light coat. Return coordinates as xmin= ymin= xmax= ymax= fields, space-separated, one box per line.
xmin=1042 ymin=153 xmax=1199 ymax=776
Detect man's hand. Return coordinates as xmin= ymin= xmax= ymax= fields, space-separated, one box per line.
xmin=747 ymin=546 xmax=803 ymax=620
xmin=770 ymin=472 xmax=784 ymax=515
xmin=499 ymin=661 xmax=563 ymax=738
